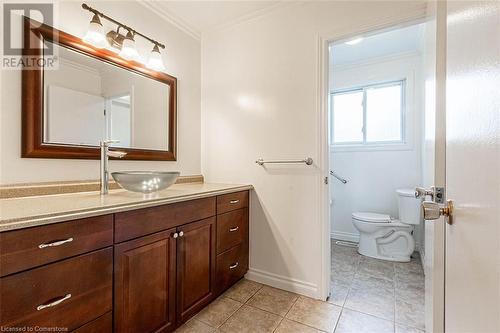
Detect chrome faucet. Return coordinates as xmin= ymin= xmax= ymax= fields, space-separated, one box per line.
xmin=100 ymin=140 xmax=127 ymax=195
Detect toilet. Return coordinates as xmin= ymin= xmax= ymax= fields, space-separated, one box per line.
xmin=352 ymin=189 xmax=421 ymax=262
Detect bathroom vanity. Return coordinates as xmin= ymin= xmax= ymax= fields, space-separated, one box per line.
xmin=0 ymin=184 xmax=250 ymax=332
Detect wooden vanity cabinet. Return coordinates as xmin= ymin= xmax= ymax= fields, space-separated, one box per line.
xmin=176 ymin=217 xmax=216 ymax=323
xmin=0 ymin=190 xmax=249 ymax=333
xmin=114 ymin=230 xmax=177 ymax=333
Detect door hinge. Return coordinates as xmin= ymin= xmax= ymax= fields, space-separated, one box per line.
xmin=324 ymin=177 xmax=329 ymax=185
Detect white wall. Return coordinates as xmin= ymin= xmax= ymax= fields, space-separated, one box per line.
xmin=0 ymin=1 xmax=201 ymax=184
xmin=202 ymin=1 xmax=426 ymax=298
xmin=329 ymin=54 xmax=425 ymax=247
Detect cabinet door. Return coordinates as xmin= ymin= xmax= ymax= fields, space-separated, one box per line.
xmin=114 ymin=230 xmax=176 ymax=333
xmin=176 ymin=217 xmax=216 ymax=323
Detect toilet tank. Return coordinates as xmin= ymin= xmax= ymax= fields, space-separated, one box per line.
xmin=396 ymin=189 xmax=421 ymax=225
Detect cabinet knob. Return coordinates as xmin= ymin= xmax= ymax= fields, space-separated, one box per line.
xmin=179 ymin=231 xmax=184 ymax=237
xmin=173 ymin=232 xmax=179 ymax=238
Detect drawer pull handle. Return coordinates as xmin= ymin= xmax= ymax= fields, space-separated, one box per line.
xmin=36 ymin=293 xmax=72 ymax=311
xmin=229 ymin=226 xmax=239 ymax=232
xmin=229 ymin=262 xmax=239 ymax=270
xmin=38 ymin=238 xmax=73 ymax=249
xmin=229 ymin=200 xmax=240 ymax=204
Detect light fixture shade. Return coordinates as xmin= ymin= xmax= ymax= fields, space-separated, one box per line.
xmin=83 ymin=14 xmax=106 ymax=48
xmin=147 ymin=45 xmax=165 ymax=71
xmin=119 ymin=31 xmax=140 ymax=61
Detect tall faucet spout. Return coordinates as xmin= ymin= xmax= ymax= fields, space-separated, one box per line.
xmin=100 ymin=140 xmax=127 ymax=195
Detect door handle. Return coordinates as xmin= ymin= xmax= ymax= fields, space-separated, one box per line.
xmin=422 ymin=200 xmax=454 ymax=225
xmin=415 ymin=187 xmax=435 ymax=200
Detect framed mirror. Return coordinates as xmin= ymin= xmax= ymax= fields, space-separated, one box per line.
xmin=22 ymin=17 xmax=177 ymax=160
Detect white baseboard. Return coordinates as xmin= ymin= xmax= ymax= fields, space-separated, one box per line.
xmin=245 ymin=267 xmax=319 ymax=299
xmin=331 ymin=231 xmax=359 ymax=243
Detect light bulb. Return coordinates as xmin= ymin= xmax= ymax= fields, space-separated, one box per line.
xmin=83 ymin=14 xmax=106 ymax=48
xmin=119 ymin=31 xmax=139 ymax=61
xmin=147 ymin=44 xmax=165 ymax=71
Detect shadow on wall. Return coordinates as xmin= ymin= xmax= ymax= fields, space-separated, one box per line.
xmin=247 ymin=190 xmax=319 ymax=297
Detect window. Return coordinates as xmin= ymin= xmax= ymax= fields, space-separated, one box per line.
xmin=331 ymin=80 xmax=405 ymax=147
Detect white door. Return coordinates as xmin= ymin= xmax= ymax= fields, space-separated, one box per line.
xmin=422 ymin=2 xmax=446 ymax=332
xmin=445 ymin=1 xmax=500 ymax=332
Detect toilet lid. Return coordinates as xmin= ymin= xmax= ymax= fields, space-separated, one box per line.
xmin=352 ymin=212 xmax=391 ymax=223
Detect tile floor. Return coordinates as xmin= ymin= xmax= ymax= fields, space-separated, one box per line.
xmin=174 ymin=240 xmax=425 ymax=333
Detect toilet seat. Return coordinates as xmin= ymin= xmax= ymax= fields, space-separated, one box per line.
xmin=352 ymin=212 xmax=391 ymax=223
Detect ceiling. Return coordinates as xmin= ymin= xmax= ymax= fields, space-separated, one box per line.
xmin=141 ymin=1 xmax=281 ymax=39
xmin=331 ymin=23 xmax=425 ymax=66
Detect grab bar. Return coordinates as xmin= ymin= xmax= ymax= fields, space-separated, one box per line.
xmin=330 ymin=170 xmax=347 ymax=184
xmin=256 ymin=157 xmax=313 ymax=166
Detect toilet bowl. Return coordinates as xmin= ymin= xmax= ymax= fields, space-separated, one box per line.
xmin=352 ymin=189 xmax=421 ymax=262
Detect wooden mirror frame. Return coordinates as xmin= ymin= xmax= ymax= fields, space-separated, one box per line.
xmin=22 ymin=17 xmax=177 ymax=161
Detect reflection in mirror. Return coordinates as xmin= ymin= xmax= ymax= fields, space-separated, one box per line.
xmin=43 ymin=42 xmax=170 ymax=151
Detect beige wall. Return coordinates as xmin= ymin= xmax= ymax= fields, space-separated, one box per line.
xmin=201 ymin=1 xmax=426 ymax=298
xmin=0 ymin=1 xmax=201 ymax=184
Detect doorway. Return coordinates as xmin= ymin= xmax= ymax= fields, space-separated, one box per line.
xmin=326 ymin=21 xmax=442 ymax=332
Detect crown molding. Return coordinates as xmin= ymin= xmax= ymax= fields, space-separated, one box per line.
xmin=138 ymin=1 xmax=292 ymax=40
xmin=138 ymin=1 xmax=201 ymax=41
xmin=205 ymin=1 xmax=291 ymax=35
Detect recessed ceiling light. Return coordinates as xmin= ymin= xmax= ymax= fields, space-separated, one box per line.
xmin=345 ymin=37 xmax=364 ymax=45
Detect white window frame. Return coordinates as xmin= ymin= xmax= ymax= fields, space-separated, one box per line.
xmin=330 ymin=79 xmax=407 ymax=150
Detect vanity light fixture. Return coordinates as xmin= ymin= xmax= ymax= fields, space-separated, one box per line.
xmin=82 ymin=13 xmax=106 ymax=48
xmin=81 ymin=3 xmax=166 ymax=69
xmin=119 ymin=30 xmax=140 ymax=61
xmin=147 ymin=44 xmax=165 ymax=71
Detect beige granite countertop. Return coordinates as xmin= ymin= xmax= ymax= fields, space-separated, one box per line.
xmin=0 ymin=183 xmax=252 ymax=232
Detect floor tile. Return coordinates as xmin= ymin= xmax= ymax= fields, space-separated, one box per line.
xmin=351 ymin=273 xmax=395 ymax=293
xmin=175 ymin=319 xmax=216 ymax=333
xmin=395 ymin=299 xmax=425 ymax=330
xmin=246 ymin=286 xmax=298 ymax=316
xmin=395 ymin=281 xmax=424 ymax=306
xmin=219 ymin=305 xmax=281 ymax=333
xmin=357 ymin=257 xmax=395 ymax=281
xmin=394 ymin=259 xmax=424 ymax=276
xmin=344 ymin=274 xmax=395 ymax=321
xmin=395 ymin=271 xmax=425 ymax=285
xmin=334 ymin=308 xmax=394 ymax=333
xmin=395 ymin=324 xmax=425 ymax=333
xmin=344 ymin=287 xmax=395 ymax=321
xmin=223 ymin=279 xmax=262 ymax=303
xmin=286 ymin=296 xmax=342 ymax=332
xmin=328 ymin=278 xmax=350 ymax=307
xmin=275 ymin=319 xmax=323 ymax=333
xmin=194 ymin=297 xmax=242 ymax=328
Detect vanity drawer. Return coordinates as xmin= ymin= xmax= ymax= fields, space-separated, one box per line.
xmin=0 ymin=215 xmax=113 ymax=277
xmin=216 ymin=243 xmax=248 ymax=294
xmin=115 ymin=197 xmax=216 ymax=243
xmin=0 ymin=248 xmax=113 ymax=331
xmin=73 ymin=312 xmax=112 ymax=333
xmin=217 ymin=208 xmax=248 ymax=254
xmin=217 ymin=191 xmax=249 ymax=214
